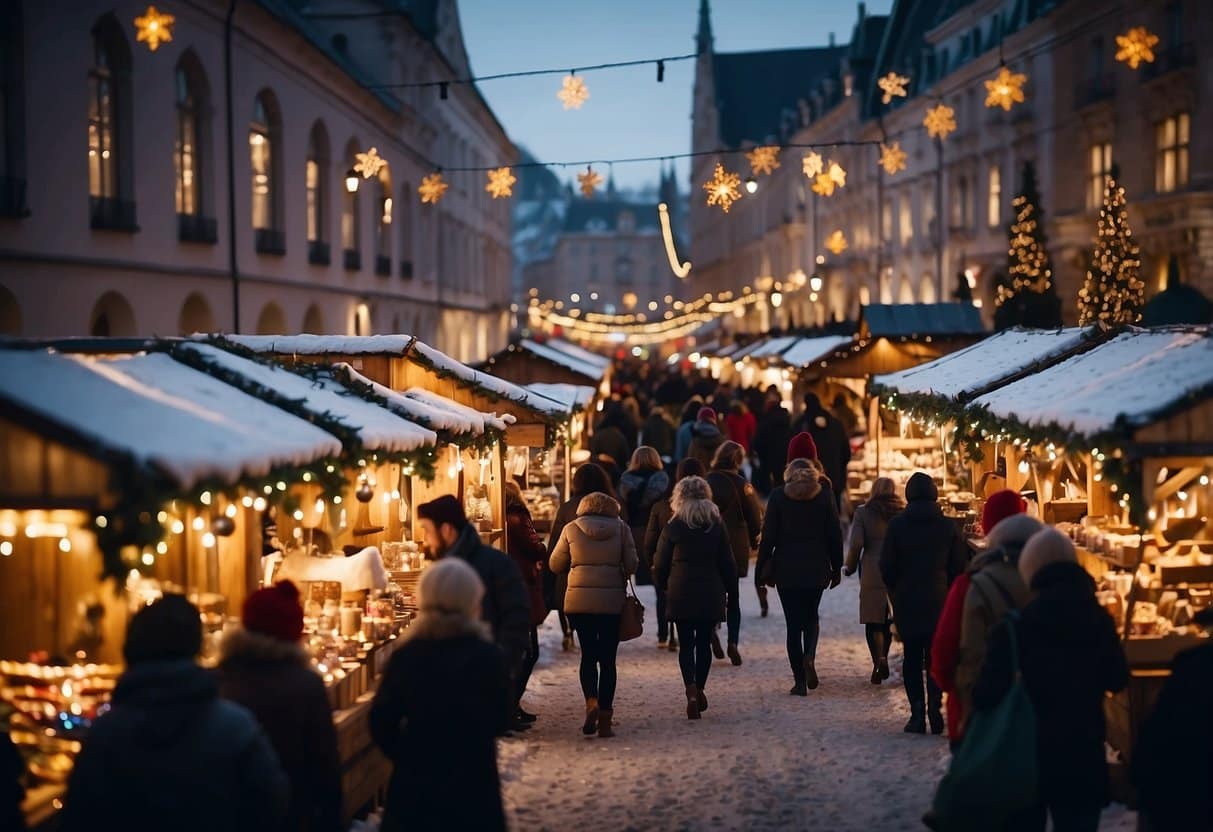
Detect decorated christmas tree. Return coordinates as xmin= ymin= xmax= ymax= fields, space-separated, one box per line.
xmin=1077 ymin=165 xmax=1144 ymax=326
xmin=994 ymin=160 xmax=1061 ymax=330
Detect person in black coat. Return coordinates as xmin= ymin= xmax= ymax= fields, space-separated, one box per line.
xmin=370 ymin=558 xmax=511 ymax=832
xmin=973 ymin=529 xmax=1128 ymax=831
xmin=644 ymin=458 xmax=706 ymax=650
xmin=879 ymin=472 xmax=967 ymax=734
xmin=755 ymin=459 xmax=843 ymax=696
xmin=752 ymin=396 xmax=792 ymax=495
xmin=590 ymin=403 xmax=634 ymax=474
xmin=654 ymin=475 xmax=737 ymax=720
xmin=707 ymin=441 xmax=763 ymax=664
xmin=640 ymin=406 xmax=676 ymax=462
xmin=218 ymin=582 xmax=342 ymax=832
xmin=792 ymin=392 xmax=851 ymax=510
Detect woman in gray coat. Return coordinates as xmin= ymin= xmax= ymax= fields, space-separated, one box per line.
xmin=843 ymin=477 xmax=903 ymax=684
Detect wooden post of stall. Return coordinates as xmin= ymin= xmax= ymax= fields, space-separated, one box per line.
xmin=1087 ymin=453 xmax=1114 ymax=519
xmin=870 ymin=396 xmax=882 ymax=478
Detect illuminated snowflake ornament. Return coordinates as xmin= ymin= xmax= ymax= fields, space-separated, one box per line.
xmin=418 ymin=173 xmax=448 ymax=205
xmin=1115 ymin=27 xmax=1159 ymax=69
xmin=811 ymin=173 xmax=837 ymax=197
xmin=577 ymin=166 xmax=604 ymax=198
xmin=984 ymin=66 xmax=1027 ymax=111
xmin=879 ymin=142 xmax=907 ymax=175
xmin=923 ymin=103 xmax=957 ymax=140
xmin=485 ymin=167 xmax=517 ymax=199
xmin=877 ymin=72 xmax=910 ymax=105
xmin=802 ymin=152 xmax=824 ymax=179
xmin=134 ymin=5 xmax=175 ymax=51
xmin=557 ymin=74 xmax=590 ymax=110
xmin=828 ymin=161 xmax=847 ymax=188
xmin=353 ymin=147 xmax=387 ymax=179
xmin=825 ymin=230 xmax=848 ymax=255
xmin=746 ymin=146 xmax=781 ymax=177
xmin=703 ymin=163 xmax=742 ymax=213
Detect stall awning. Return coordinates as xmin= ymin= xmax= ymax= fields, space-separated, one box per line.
xmin=541 ymin=339 xmax=612 ymax=376
xmin=517 ymin=339 xmax=606 ymax=383
xmin=776 ymin=335 xmax=855 ymax=369
xmin=859 ymin=303 xmax=986 ymax=338
xmin=746 ymin=335 xmax=800 ymax=361
xmin=524 ymin=383 xmax=596 ymax=413
xmin=332 ymin=364 xmax=507 ymax=436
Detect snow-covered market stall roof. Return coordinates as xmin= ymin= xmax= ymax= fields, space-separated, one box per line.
xmin=773 ymin=335 xmax=855 ymax=369
xmin=745 ymin=335 xmax=800 ymax=361
xmin=516 ymin=340 xmax=606 ymax=382
xmin=524 ymin=383 xmax=596 ymax=414
xmin=331 ymin=363 xmax=510 ymax=437
xmin=540 ymin=338 xmax=612 ymax=378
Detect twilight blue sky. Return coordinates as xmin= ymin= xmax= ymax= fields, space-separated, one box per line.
xmin=459 ymin=0 xmax=894 ymax=192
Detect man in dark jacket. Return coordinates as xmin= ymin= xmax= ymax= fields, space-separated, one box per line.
xmin=752 ymin=397 xmax=792 ymax=495
xmin=418 ymin=495 xmax=531 ymax=730
xmin=792 ymin=393 xmax=850 ymax=509
xmin=880 ymin=472 xmax=968 ymax=734
xmin=641 ymin=406 xmax=676 ymax=462
xmin=61 ymin=595 xmax=288 ymax=832
xmin=687 ymin=407 xmax=726 ymax=472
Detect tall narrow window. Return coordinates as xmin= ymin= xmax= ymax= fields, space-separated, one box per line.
xmin=341 ymin=140 xmax=360 ymax=269
xmin=88 ymin=15 xmax=134 ymax=230
xmin=174 ymin=67 xmax=199 ymax=216
xmin=306 ymin=158 xmax=319 ymax=239
xmin=1155 ymin=112 xmax=1190 ymax=193
xmin=987 ymin=164 xmax=1001 ymax=228
xmin=1088 ymin=142 xmax=1112 ymax=209
xmin=951 ymin=175 xmax=969 ymax=229
xmin=250 ymin=99 xmax=271 ymax=230
xmin=305 ymin=121 xmax=328 ymax=245
xmin=399 ymin=183 xmax=413 ymax=278
xmin=88 ymin=34 xmax=116 ymax=200
xmin=375 ymin=166 xmax=392 ymax=275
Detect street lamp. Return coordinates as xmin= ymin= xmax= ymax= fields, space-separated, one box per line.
xmin=345 ymin=168 xmax=360 ymax=194
xmin=744 ymin=176 xmax=758 ymax=194
xmin=809 ymin=275 xmax=823 ymax=292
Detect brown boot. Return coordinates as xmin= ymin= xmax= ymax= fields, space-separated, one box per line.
xmin=582 ymin=697 xmax=599 ymax=736
xmin=597 ymin=708 xmax=615 ymax=738
xmin=685 ymin=684 xmax=701 ymax=720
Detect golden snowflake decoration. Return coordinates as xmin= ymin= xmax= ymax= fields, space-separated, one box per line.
xmin=879 ymin=142 xmax=907 ymax=175
xmin=923 ymin=102 xmax=957 ymax=140
xmin=353 ymin=147 xmax=387 ymax=179
xmin=811 ymin=172 xmax=837 ymax=197
xmin=828 ymin=161 xmax=847 ymax=188
xmin=418 ymin=173 xmax=448 ymax=205
xmin=703 ymin=163 xmax=742 ymax=213
xmin=746 ymin=146 xmax=781 ymax=177
xmin=877 ymin=72 xmax=910 ymax=105
xmin=485 ymin=167 xmax=517 ymax=199
xmin=557 ymin=74 xmax=590 ymax=110
xmin=134 ymin=5 xmax=175 ymax=52
xmin=984 ymin=66 xmax=1027 ymax=111
xmin=802 ymin=151 xmax=824 ymax=179
xmin=825 ymin=229 xmax=848 ymax=255
xmin=577 ymin=166 xmax=604 ymax=198
xmin=1115 ymin=26 xmax=1159 ymax=69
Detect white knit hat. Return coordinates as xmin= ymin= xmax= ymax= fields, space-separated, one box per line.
xmin=1018 ymin=528 xmax=1077 ymax=587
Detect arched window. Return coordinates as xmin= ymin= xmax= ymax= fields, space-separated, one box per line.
xmin=255 ymin=302 xmax=287 ymax=335
xmin=0 ymin=284 xmax=21 ymax=336
xmin=302 ymin=303 xmax=325 ymax=334
xmin=175 ymin=52 xmax=214 ymax=242
xmin=177 ymin=292 xmax=215 ymax=335
xmin=399 ymin=183 xmax=414 ymax=278
xmin=90 ymin=291 xmax=136 ymax=336
xmin=88 ymin=15 xmax=134 ymax=230
xmin=341 ymin=138 xmax=361 ymax=270
xmin=306 ymin=121 xmax=330 ymax=264
xmin=374 ymin=165 xmax=392 ymax=276
xmin=250 ymin=90 xmax=283 ymax=253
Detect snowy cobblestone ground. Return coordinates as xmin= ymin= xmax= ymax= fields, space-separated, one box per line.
xmin=498 ymin=576 xmax=1138 ymax=832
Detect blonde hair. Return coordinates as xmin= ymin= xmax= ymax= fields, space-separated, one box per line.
xmin=671 ymin=475 xmax=721 ymax=529
xmin=406 ymin=559 xmax=490 ymax=642
xmin=629 ymin=445 xmax=663 ymax=472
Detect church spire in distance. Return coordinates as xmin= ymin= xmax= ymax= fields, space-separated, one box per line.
xmin=696 ymin=0 xmax=713 ymax=54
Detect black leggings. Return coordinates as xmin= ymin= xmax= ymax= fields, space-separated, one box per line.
xmin=902 ymin=635 xmax=942 ymax=716
xmin=778 ymin=586 xmax=825 ymax=681
xmin=865 ymin=622 xmax=892 ymax=665
xmin=674 ymin=620 xmax=715 ymax=689
xmin=516 ymin=626 xmax=540 ymax=704
xmin=567 ymin=613 xmax=621 ymax=710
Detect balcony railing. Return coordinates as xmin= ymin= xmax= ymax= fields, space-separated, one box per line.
xmin=375 ymin=254 xmax=391 ymax=276
xmin=308 ymin=240 xmax=331 ymax=266
xmin=178 ymin=213 xmax=217 ymax=244
xmin=0 ymin=177 xmax=29 ymax=218
xmin=254 ymin=228 xmax=286 ymax=255
xmin=343 ymin=248 xmax=361 ymax=271
xmin=1074 ymin=75 xmax=1115 ymax=109
xmin=89 ymin=196 xmax=138 ymax=231
xmin=1142 ymin=43 xmax=1195 ymax=81
xmin=400 ymin=260 xmax=414 ymax=279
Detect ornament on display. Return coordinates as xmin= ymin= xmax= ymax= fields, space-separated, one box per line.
xmin=557 ymin=74 xmax=590 ymax=109
xmin=211 ymin=516 xmax=236 ymax=538
xmin=923 ymin=103 xmax=957 ymax=140
xmin=485 ymin=167 xmax=517 ymax=199
xmin=703 ymin=163 xmax=742 ymax=213
xmin=984 ymin=66 xmax=1027 ymax=111
xmin=658 ymin=203 xmax=692 ymax=278
xmin=877 ymin=72 xmax=910 ymax=105
xmin=802 ymin=151 xmax=824 ymax=179
xmin=134 ymin=5 xmax=175 ymax=51
xmin=577 ymin=166 xmax=604 ymax=198
xmin=811 ymin=172 xmax=837 ymax=197
xmin=879 ymin=142 xmax=907 ymax=175
xmin=418 ymin=173 xmax=448 ymax=204
xmin=825 ymin=230 xmax=849 ymax=255
xmin=746 ymin=146 xmax=781 ymax=176
xmin=356 ymin=480 xmax=375 ymax=503
xmin=1115 ymin=27 xmax=1159 ymax=69
xmin=353 ymin=147 xmax=387 ymax=179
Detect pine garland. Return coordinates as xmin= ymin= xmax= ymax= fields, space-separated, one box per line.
xmin=1077 ymin=168 xmax=1144 ymax=326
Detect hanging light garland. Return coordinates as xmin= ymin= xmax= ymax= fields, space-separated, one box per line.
xmin=134 ymin=5 xmax=175 ymax=51
xmin=879 ymin=141 xmax=907 ymax=175
xmin=418 ymin=173 xmax=448 ymax=204
xmin=802 ymin=151 xmax=824 ymax=179
xmin=557 ymin=74 xmax=590 ymax=109
xmin=1115 ymin=27 xmax=1159 ymax=69
xmin=485 ymin=167 xmax=517 ymax=199
xmin=577 ymin=166 xmax=603 ymax=197
xmin=746 ymin=146 xmax=781 ymax=177
xmin=703 ymin=163 xmax=743 ymax=213
xmin=923 ymin=102 xmax=958 ymax=140
xmin=877 ymin=72 xmax=910 ymax=104
xmin=353 ymin=147 xmax=387 ymax=179
xmin=984 ymin=66 xmax=1027 ymax=111
xmin=825 ymin=229 xmax=849 ymax=255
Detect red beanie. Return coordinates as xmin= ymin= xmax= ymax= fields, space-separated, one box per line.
xmin=242 ymin=581 xmax=304 ymax=643
xmin=786 ymin=431 xmax=819 ymax=464
xmin=697 ymin=406 xmax=717 ymax=423
xmin=982 ymin=489 xmax=1027 ymax=536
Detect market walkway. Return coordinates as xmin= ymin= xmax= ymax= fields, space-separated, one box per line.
xmin=499 ymin=578 xmax=1137 ymax=832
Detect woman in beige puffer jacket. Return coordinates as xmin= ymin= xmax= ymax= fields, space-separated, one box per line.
xmin=550 ymin=492 xmax=639 ymax=738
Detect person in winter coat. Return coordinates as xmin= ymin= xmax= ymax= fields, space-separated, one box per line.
xmin=640 ymin=406 xmax=676 ymax=462
xmin=752 ymin=396 xmax=792 ymax=494
xmin=618 ymin=446 xmax=671 ymax=586
xmin=792 ymin=393 xmax=851 ymax=509
xmin=504 ymin=480 xmax=550 ymax=725
xmin=370 ymin=558 xmax=511 ymax=832
xmin=879 ymin=472 xmax=968 ymax=734
xmin=645 ymin=458 xmax=706 ymax=650
xmin=217 ymin=581 xmax=342 ymax=832
xmin=756 ymin=459 xmax=843 ymax=696
xmin=674 ymin=397 xmax=705 ymax=461
xmin=61 ymin=595 xmax=288 ymax=832
xmin=654 ymin=475 xmax=737 ymax=720
xmin=725 ymin=400 xmax=757 ymax=452
xmin=707 ymin=440 xmax=763 ymax=664
xmin=973 ymin=529 xmax=1128 ymax=830
xmin=590 ymin=404 xmax=634 ymax=474
xmin=843 ymin=476 xmax=904 ymax=685
xmin=418 ymin=495 xmax=531 ymax=733
xmin=549 ymin=491 xmax=639 ymax=738
xmin=930 ymin=489 xmax=1029 ymax=745
xmin=687 ymin=407 xmax=727 ymax=472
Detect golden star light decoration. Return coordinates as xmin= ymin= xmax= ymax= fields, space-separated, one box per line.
xmin=577 ymin=166 xmax=603 ymax=198
xmin=984 ymin=66 xmax=1027 ymax=111
xmin=811 ymin=172 xmax=837 ymax=197
xmin=134 ymin=5 xmax=175 ymax=51
xmin=923 ymin=102 xmax=957 ymax=140
xmin=557 ymin=74 xmax=590 ymax=110
xmin=828 ymin=161 xmax=847 ymax=188
xmin=879 ymin=142 xmax=907 ymax=175
xmin=877 ymin=72 xmax=910 ymax=105
xmin=418 ymin=173 xmax=448 ymax=205
xmin=485 ymin=167 xmax=517 ymax=199
xmin=1115 ymin=26 xmax=1159 ymax=69
xmin=802 ymin=151 xmax=824 ymax=179
xmin=825 ymin=230 xmax=848 ymax=255
xmin=703 ymin=163 xmax=742 ymax=213
xmin=353 ymin=147 xmax=387 ymax=179
xmin=746 ymin=146 xmax=781 ymax=177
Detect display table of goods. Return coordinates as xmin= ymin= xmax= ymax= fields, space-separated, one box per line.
xmin=846 ymin=444 xmax=948 ymax=505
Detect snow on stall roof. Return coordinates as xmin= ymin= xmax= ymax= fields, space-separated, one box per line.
xmin=729 ymin=338 xmax=772 ymax=361
xmin=223 ymin=334 xmax=416 ymax=356
xmin=177 ymin=343 xmax=436 ymax=453
xmin=776 ymin=335 xmax=853 ymax=368
xmin=524 ymin=383 xmax=596 ymax=413
xmin=401 ymin=388 xmax=513 ymax=433
xmin=972 ymin=328 xmax=1213 ymax=436
xmin=519 ymin=339 xmax=606 ymax=381
xmin=0 ymin=349 xmax=342 ymax=489
xmin=873 ymin=328 xmax=1093 ymax=399
xmin=332 ymin=363 xmax=487 ymax=435
xmin=409 ymin=341 xmax=567 ymax=416
xmin=543 ymin=339 xmax=612 ymax=373
xmin=746 ymin=335 xmax=800 ymax=360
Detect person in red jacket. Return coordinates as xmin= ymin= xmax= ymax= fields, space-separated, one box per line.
xmin=725 ymin=401 xmax=757 ymax=453
xmin=504 ymin=480 xmax=549 ymax=727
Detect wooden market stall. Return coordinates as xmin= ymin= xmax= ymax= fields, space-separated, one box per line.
xmin=520 ymin=382 xmax=597 ymax=518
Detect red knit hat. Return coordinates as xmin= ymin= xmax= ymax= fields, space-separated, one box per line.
xmin=786 ymin=431 xmax=819 ymax=464
xmin=982 ymin=489 xmax=1027 ymax=536
xmin=697 ymin=406 xmax=717 ymax=423
xmin=242 ymin=581 xmax=304 ymax=643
